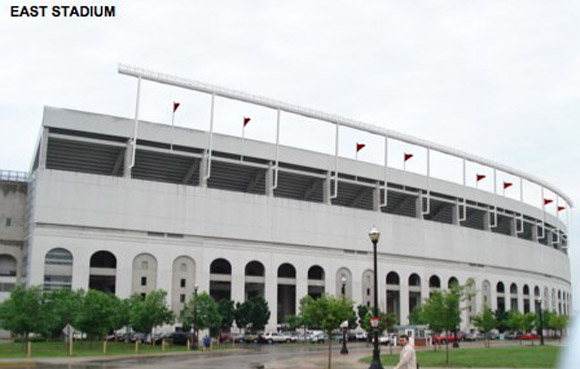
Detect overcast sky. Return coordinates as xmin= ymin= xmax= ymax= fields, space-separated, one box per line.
xmin=1 ymin=0 xmax=579 ymax=308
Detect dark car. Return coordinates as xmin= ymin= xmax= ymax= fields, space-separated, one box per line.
xmin=170 ymin=331 xmax=194 ymax=345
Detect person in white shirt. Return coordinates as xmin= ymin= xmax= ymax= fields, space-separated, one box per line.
xmin=394 ymin=334 xmax=417 ymax=369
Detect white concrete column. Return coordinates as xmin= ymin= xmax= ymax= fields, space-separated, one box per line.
xmin=199 ymin=151 xmax=208 ymax=188
xmin=400 ymin=282 xmax=410 ymax=325
xmin=39 ymin=127 xmax=49 ymax=170
xmin=265 ymin=270 xmax=278 ymax=331
xmin=71 ymin=247 xmax=90 ymax=291
xmin=483 ymin=211 xmax=491 ymax=231
xmin=124 ymin=139 xmax=132 ymax=178
xmin=372 ymin=182 xmax=381 ymax=212
xmin=518 ymin=290 xmax=524 ymax=313
xmin=415 ymin=196 xmax=423 ymax=219
xmin=265 ymin=163 xmax=274 ymax=197
xmin=490 ymin=285 xmax=498 ymax=311
xmin=451 ymin=203 xmax=459 ymax=225
xmin=230 ymin=262 xmax=245 ymax=304
xmin=323 ymin=172 xmax=332 ymax=205
xmin=295 ymin=266 xmax=308 ymax=315
xmin=115 ymin=251 xmax=133 ymax=298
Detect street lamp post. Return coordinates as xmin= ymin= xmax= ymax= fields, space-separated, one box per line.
xmin=536 ymin=297 xmax=545 ymax=346
xmin=193 ymin=284 xmax=199 ymax=348
xmin=340 ymin=276 xmax=349 ymax=354
xmin=368 ymin=226 xmax=384 ymax=369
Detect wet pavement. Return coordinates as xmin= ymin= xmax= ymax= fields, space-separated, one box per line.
xmin=13 ymin=343 xmax=374 ymax=369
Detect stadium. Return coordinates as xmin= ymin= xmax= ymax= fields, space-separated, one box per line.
xmin=0 ymin=65 xmax=573 ymax=332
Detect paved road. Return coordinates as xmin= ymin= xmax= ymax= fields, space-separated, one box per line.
xmin=30 ymin=343 xmax=372 ymax=369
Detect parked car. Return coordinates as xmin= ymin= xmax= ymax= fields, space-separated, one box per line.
xmin=260 ymin=331 xmax=290 ymax=344
xmin=379 ymin=332 xmax=392 ymax=345
xmin=518 ymin=333 xmax=539 ymax=340
xmin=504 ymin=331 xmax=518 ymax=340
xmin=433 ymin=334 xmax=460 ymax=344
xmin=355 ymin=331 xmax=368 ymax=341
xmin=282 ymin=331 xmax=299 ymax=343
xmin=309 ymin=332 xmax=328 ymax=343
xmin=170 ymin=331 xmax=194 ymax=345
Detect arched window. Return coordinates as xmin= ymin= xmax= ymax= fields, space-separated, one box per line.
xmin=44 ymin=248 xmax=73 ymax=290
xmin=523 ymin=285 xmax=530 ymax=295
xmin=497 ymin=282 xmax=505 ymax=293
xmin=278 ymin=263 xmax=296 ymax=278
xmin=89 ymin=251 xmax=116 ymax=293
xmin=171 ymin=256 xmax=195 ymax=315
xmin=308 ymin=265 xmax=325 ymax=280
xmin=245 ymin=261 xmax=265 ymax=276
xmin=510 ymin=283 xmax=518 ymax=295
xmin=429 ymin=275 xmax=441 ymax=288
xmin=409 ymin=273 xmax=421 ymax=286
xmin=448 ymin=277 xmax=459 ymax=288
xmin=210 ymin=258 xmax=232 ymax=275
xmin=132 ymin=253 xmax=157 ymax=295
xmin=386 ymin=272 xmax=400 ymax=285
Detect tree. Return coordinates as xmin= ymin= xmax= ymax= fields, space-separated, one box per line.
xmin=129 ymin=290 xmax=174 ymax=344
xmin=285 ymin=314 xmax=302 ymax=331
xmin=217 ymin=299 xmax=235 ymax=334
xmin=246 ymin=296 xmax=271 ymax=332
xmin=522 ymin=312 xmax=537 ymax=345
xmin=422 ymin=285 xmax=462 ymax=364
xmin=360 ymin=311 xmax=397 ymax=336
xmin=182 ymin=292 xmax=221 ymax=334
xmin=409 ymin=304 xmax=428 ymax=325
xmin=112 ymin=297 xmax=132 ymax=342
xmin=549 ymin=314 xmax=569 ymax=342
xmin=76 ymin=289 xmax=119 ymax=342
xmin=494 ymin=309 xmax=509 ymax=333
xmin=43 ymin=288 xmax=84 ymax=338
xmin=357 ymin=304 xmax=370 ymax=328
xmin=0 ymin=286 xmax=46 ymax=348
xmin=471 ymin=307 xmax=496 ymax=348
xmin=234 ymin=301 xmax=251 ymax=332
xmin=300 ymin=295 xmax=353 ymax=369
xmin=506 ymin=311 xmax=524 ymax=346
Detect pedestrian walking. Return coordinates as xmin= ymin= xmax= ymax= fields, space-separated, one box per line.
xmin=394 ymin=334 xmax=417 ymax=369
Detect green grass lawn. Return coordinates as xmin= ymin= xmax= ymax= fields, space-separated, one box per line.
xmin=0 ymin=340 xmax=214 ymax=358
xmin=361 ymin=345 xmax=561 ymax=368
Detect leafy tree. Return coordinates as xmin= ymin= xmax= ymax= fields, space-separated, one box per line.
xmin=285 ymin=314 xmax=302 ymax=331
xmin=112 ymin=297 xmax=132 ymax=342
xmin=522 ymin=312 xmax=537 ymax=345
xmin=217 ymin=299 xmax=235 ymax=333
xmin=357 ymin=304 xmax=370 ymax=328
xmin=494 ymin=309 xmax=509 ymax=333
xmin=360 ymin=311 xmax=397 ymax=335
xmin=234 ymin=301 xmax=251 ymax=332
xmin=549 ymin=314 xmax=569 ymax=342
xmin=76 ymin=289 xmax=119 ymax=342
xmin=409 ymin=304 xmax=428 ymax=325
xmin=182 ymin=292 xmax=221 ymax=335
xmin=0 ymin=286 xmax=46 ymax=348
xmin=42 ymin=288 xmax=84 ymax=338
xmin=506 ymin=311 xmax=524 ymax=346
xmin=300 ymin=294 xmax=353 ymax=369
xmin=471 ymin=307 xmax=496 ymax=348
xmin=246 ymin=296 xmax=270 ymax=331
xmin=422 ymin=285 xmax=462 ymax=364
xmin=129 ymin=290 xmax=174 ymax=344
xmin=542 ymin=310 xmax=556 ymax=335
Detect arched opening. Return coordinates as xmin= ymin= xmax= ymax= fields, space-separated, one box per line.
xmin=44 ymin=248 xmax=72 ymax=290
xmin=245 ymin=261 xmax=265 ymax=300
xmin=336 ymin=268 xmax=352 ymax=300
xmin=132 ymin=253 xmax=158 ymax=297
xmin=534 ymin=286 xmax=541 ymax=313
xmin=429 ymin=275 xmax=441 ymax=293
xmin=171 ymin=256 xmax=195 ymax=316
xmin=466 ymin=278 xmax=477 ymax=317
xmin=89 ymin=251 xmax=116 ymax=293
xmin=0 ymin=255 xmax=17 ymax=277
xmin=523 ymin=284 xmax=530 ymax=313
xmin=558 ymin=290 xmax=562 ymax=315
xmin=307 ymin=265 xmax=325 ymax=299
xmin=277 ymin=263 xmax=296 ymax=324
xmin=362 ymin=270 xmax=374 ymax=307
xmin=408 ymin=273 xmax=421 ymax=315
xmin=496 ymin=282 xmax=506 ymax=312
xmin=551 ymin=289 xmax=556 ymax=312
xmin=386 ymin=272 xmax=400 ymax=321
xmin=210 ymin=258 xmax=232 ymax=302
xmin=510 ymin=283 xmax=518 ymax=312
xmin=448 ymin=277 xmax=459 ymax=289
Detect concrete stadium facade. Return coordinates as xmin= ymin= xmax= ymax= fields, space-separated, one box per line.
xmin=0 ymin=104 xmax=573 ymax=332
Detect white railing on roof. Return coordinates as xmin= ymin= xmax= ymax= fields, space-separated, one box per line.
xmin=0 ymin=170 xmax=29 ymax=183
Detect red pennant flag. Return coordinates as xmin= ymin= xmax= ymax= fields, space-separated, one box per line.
xmin=558 ymin=206 xmax=566 ymax=212
xmin=503 ymin=182 xmax=513 ymax=189
xmin=356 ymin=143 xmax=366 ymax=152
xmin=173 ymin=102 xmax=180 ymax=112
xmin=543 ymin=198 xmax=553 ymax=206
xmin=404 ymin=153 xmax=414 ymax=162
xmin=476 ymin=174 xmax=486 ymax=182
xmin=243 ymin=117 xmax=251 ymax=127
